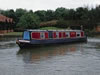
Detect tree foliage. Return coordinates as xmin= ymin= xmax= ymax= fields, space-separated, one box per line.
xmin=17 ymin=13 xmax=40 ymax=29
xmin=1 ymin=5 xmax=100 ymax=30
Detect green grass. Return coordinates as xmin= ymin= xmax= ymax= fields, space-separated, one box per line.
xmin=5 ymin=32 xmax=23 ymax=36
xmin=3 ymin=27 xmax=67 ymax=36
xmin=40 ymin=27 xmax=63 ymax=30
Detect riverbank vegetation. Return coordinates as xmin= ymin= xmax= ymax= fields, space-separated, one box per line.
xmin=4 ymin=32 xmax=22 ymax=36
xmin=0 ymin=5 xmax=100 ymax=33
xmin=40 ymin=27 xmax=63 ymax=30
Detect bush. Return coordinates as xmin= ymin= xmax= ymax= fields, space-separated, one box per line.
xmin=56 ymin=19 xmax=68 ymax=28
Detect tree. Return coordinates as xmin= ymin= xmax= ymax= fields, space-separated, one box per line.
xmin=17 ymin=13 xmax=40 ymax=29
xmin=45 ymin=10 xmax=55 ymax=21
xmin=34 ymin=10 xmax=46 ymax=22
xmin=75 ymin=7 xmax=89 ymax=20
xmin=56 ymin=19 xmax=68 ymax=28
xmin=15 ymin=8 xmax=27 ymax=18
xmin=15 ymin=8 xmax=28 ymax=24
xmin=55 ymin=7 xmax=69 ymax=20
xmin=67 ymin=9 xmax=76 ymax=20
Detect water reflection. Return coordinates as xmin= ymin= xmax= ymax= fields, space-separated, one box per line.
xmin=17 ymin=44 xmax=82 ymax=63
xmin=1 ymin=36 xmax=100 ymax=75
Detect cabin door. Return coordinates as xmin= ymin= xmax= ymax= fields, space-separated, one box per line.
xmin=23 ymin=31 xmax=30 ymax=40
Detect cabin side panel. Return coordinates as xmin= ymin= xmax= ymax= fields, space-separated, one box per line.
xmin=53 ymin=32 xmax=56 ymax=38
xmin=70 ymin=32 xmax=76 ymax=38
xmin=62 ymin=32 xmax=66 ymax=38
xmin=59 ymin=32 xmax=62 ymax=38
xmin=31 ymin=32 xmax=40 ymax=39
xmin=81 ymin=31 xmax=84 ymax=37
xmin=45 ymin=32 xmax=49 ymax=39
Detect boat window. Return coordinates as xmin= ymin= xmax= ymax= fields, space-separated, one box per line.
xmin=23 ymin=31 xmax=30 ymax=40
xmin=65 ymin=32 xmax=69 ymax=37
xmin=49 ymin=31 xmax=53 ymax=38
xmin=76 ymin=32 xmax=81 ymax=37
xmin=77 ymin=34 xmax=80 ymax=37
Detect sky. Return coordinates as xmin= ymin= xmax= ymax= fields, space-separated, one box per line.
xmin=0 ymin=0 xmax=100 ymax=11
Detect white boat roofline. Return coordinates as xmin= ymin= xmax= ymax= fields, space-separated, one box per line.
xmin=26 ymin=29 xmax=83 ymax=32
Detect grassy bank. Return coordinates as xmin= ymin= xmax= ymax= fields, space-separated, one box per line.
xmin=3 ymin=32 xmax=23 ymax=37
xmin=40 ymin=27 xmax=64 ymax=30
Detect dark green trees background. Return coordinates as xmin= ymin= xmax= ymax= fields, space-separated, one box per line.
xmin=0 ymin=5 xmax=100 ymax=30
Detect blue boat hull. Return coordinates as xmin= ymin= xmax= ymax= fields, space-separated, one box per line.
xmin=16 ymin=37 xmax=87 ymax=48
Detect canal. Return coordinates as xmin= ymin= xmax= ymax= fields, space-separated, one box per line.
xmin=0 ymin=36 xmax=100 ymax=75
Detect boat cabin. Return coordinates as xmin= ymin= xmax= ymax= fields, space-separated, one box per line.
xmin=23 ymin=30 xmax=84 ymax=40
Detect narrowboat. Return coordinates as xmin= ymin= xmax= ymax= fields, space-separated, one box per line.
xmin=16 ymin=29 xmax=87 ymax=48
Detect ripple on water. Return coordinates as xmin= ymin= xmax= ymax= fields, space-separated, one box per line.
xmin=0 ymin=37 xmax=100 ymax=75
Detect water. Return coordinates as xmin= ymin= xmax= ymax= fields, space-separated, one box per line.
xmin=0 ymin=36 xmax=100 ymax=75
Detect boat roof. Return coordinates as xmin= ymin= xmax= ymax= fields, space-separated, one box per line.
xmin=25 ymin=29 xmax=83 ymax=32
